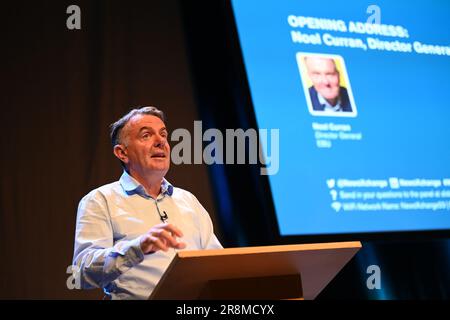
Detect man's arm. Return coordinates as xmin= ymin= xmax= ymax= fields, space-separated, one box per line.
xmin=72 ymin=190 xmax=187 ymax=289
xmin=72 ymin=190 xmax=145 ymax=289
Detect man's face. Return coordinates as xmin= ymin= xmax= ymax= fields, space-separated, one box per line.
xmin=119 ymin=114 xmax=170 ymax=177
xmin=306 ymin=57 xmax=340 ymax=102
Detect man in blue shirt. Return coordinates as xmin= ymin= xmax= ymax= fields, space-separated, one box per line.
xmin=305 ymin=56 xmax=353 ymax=113
xmin=72 ymin=106 xmax=223 ymax=299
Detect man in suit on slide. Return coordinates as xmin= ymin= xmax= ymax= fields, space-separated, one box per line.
xmin=304 ymin=56 xmax=353 ymax=113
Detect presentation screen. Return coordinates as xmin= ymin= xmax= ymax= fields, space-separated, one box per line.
xmin=231 ymin=0 xmax=450 ymax=236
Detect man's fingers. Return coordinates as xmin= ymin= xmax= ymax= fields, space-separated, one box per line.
xmin=149 ymin=236 xmax=169 ymax=252
xmin=141 ymin=235 xmax=168 ymax=253
xmin=161 ymin=223 xmax=184 ymax=238
xmin=158 ymin=229 xmax=184 ymax=248
xmin=141 ymin=224 xmax=187 ymax=254
xmin=175 ymin=241 xmax=187 ymax=249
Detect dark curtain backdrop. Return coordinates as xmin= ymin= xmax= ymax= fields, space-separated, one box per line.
xmin=0 ymin=1 xmax=220 ymax=299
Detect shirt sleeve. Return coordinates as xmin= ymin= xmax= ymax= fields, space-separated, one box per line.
xmin=72 ymin=190 xmax=145 ymax=289
xmin=190 ymin=193 xmax=223 ymax=250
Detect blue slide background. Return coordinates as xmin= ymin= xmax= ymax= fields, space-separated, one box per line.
xmin=231 ymin=0 xmax=450 ymax=235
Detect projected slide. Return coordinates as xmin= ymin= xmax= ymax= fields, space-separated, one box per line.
xmin=231 ymin=0 xmax=450 ymax=235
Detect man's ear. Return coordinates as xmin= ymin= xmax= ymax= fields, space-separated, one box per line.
xmin=113 ymin=144 xmax=128 ymax=164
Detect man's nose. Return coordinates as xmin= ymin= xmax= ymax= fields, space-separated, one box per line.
xmin=318 ymin=74 xmax=330 ymax=85
xmin=154 ymin=134 xmax=167 ymax=148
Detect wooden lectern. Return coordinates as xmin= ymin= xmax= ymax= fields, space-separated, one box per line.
xmin=149 ymin=241 xmax=361 ymax=300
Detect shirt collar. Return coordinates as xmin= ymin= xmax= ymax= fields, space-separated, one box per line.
xmin=317 ymin=92 xmax=342 ymax=112
xmin=119 ymin=170 xmax=174 ymax=198
xmin=161 ymin=178 xmax=174 ymax=196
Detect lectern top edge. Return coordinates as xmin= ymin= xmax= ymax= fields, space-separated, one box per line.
xmin=178 ymin=241 xmax=362 ymax=258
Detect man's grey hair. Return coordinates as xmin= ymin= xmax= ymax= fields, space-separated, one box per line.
xmin=304 ymin=55 xmax=338 ymax=73
xmin=110 ymin=106 xmax=166 ymax=147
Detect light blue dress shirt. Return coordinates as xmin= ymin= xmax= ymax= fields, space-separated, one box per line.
xmin=72 ymin=171 xmax=223 ymax=299
xmin=317 ymin=92 xmax=343 ymax=112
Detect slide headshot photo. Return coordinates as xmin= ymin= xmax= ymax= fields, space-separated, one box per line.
xmin=297 ymin=53 xmax=358 ymax=117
